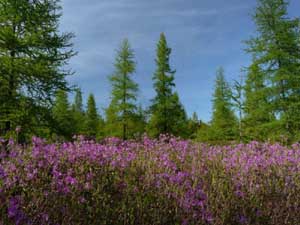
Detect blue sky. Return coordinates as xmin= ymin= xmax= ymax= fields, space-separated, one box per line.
xmin=60 ymin=0 xmax=300 ymax=122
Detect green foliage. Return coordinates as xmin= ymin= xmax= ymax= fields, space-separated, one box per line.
xmin=186 ymin=112 xmax=201 ymax=139
xmin=2 ymin=0 xmax=300 ymax=143
xmin=243 ymin=63 xmax=276 ymax=141
xmin=71 ymin=88 xmax=85 ymax=134
xmin=52 ymin=90 xmax=74 ymax=139
xmin=147 ymin=33 xmax=188 ymax=138
xmin=209 ymin=67 xmax=238 ymax=141
xmin=230 ymin=78 xmax=245 ymax=141
xmin=130 ymin=105 xmax=147 ymax=138
xmin=104 ymin=102 xmax=146 ymax=140
xmin=73 ymin=88 xmax=84 ymax=113
xmin=106 ymin=39 xmax=140 ymax=139
xmin=104 ymin=100 xmax=122 ymax=138
xmin=245 ymin=0 xmax=300 ymax=141
xmin=0 ymin=0 xmax=75 ymax=138
xmin=196 ymin=122 xmax=212 ymax=142
xmin=84 ymin=94 xmax=103 ymax=139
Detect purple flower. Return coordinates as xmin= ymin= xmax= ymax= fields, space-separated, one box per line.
xmin=65 ymin=175 xmax=77 ymax=186
xmin=0 ymin=166 xmax=5 ymax=179
xmin=238 ymin=215 xmax=248 ymax=224
xmin=41 ymin=213 xmax=49 ymax=222
xmin=8 ymin=196 xmax=27 ymax=225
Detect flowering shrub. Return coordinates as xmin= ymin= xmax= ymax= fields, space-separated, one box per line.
xmin=1 ymin=136 xmax=300 ymax=224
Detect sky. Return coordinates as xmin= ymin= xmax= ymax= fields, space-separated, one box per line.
xmin=60 ymin=0 xmax=300 ymax=122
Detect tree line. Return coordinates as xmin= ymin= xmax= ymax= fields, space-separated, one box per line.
xmin=0 ymin=0 xmax=300 ymax=143
xmin=51 ymin=35 xmax=192 ymax=140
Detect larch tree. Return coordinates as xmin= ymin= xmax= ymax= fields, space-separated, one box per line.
xmin=231 ymin=78 xmax=245 ymax=141
xmin=245 ymin=0 xmax=300 ymax=141
xmin=210 ymin=67 xmax=238 ymax=141
xmin=104 ymin=100 xmax=121 ymax=138
xmin=107 ymin=39 xmax=138 ymax=140
xmin=0 ymin=0 xmax=75 ymax=137
xmin=243 ymin=63 xmax=276 ymax=141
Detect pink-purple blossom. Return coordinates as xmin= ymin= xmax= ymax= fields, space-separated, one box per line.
xmin=0 ymin=137 xmax=300 ymax=224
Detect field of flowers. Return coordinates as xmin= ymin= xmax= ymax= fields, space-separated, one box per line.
xmin=1 ymin=135 xmax=300 ymax=225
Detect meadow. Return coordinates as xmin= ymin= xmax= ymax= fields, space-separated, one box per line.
xmin=1 ymin=135 xmax=299 ymax=225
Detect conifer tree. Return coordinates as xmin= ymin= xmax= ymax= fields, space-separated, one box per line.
xmin=134 ymin=105 xmax=147 ymax=137
xmin=187 ymin=112 xmax=200 ymax=139
xmin=169 ymin=92 xmax=188 ymax=137
xmin=129 ymin=105 xmax=146 ymax=138
xmin=107 ymin=39 xmax=138 ymax=140
xmin=246 ymin=0 xmax=300 ymax=140
xmin=104 ymin=100 xmax=122 ymax=138
xmin=52 ymin=90 xmax=74 ymax=139
xmin=231 ymin=78 xmax=245 ymax=141
xmin=210 ymin=67 xmax=237 ymax=141
xmin=0 ymin=0 xmax=75 ymax=136
xmin=73 ymin=88 xmax=84 ymax=113
xmin=243 ymin=63 xmax=276 ymax=140
xmin=71 ymin=88 xmax=85 ymax=134
xmin=84 ymin=94 xmax=102 ymax=138
xmin=147 ymin=33 xmax=187 ymax=137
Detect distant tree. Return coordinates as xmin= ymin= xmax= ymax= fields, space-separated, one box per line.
xmin=130 ymin=105 xmax=147 ymax=138
xmin=169 ymin=92 xmax=189 ymax=137
xmin=210 ymin=67 xmax=238 ymax=141
xmin=187 ymin=112 xmax=200 ymax=139
xmin=243 ymin=63 xmax=276 ymax=141
xmin=52 ymin=90 xmax=74 ymax=139
xmin=107 ymin=39 xmax=139 ymax=140
xmin=0 ymin=0 xmax=75 ymax=137
xmin=147 ymin=33 xmax=188 ymax=137
xmin=73 ymin=88 xmax=84 ymax=113
xmin=71 ymin=88 xmax=85 ymax=134
xmin=84 ymin=94 xmax=102 ymax=138
xmin=245 ymin=0 xmax=300 ymax=141
xmin=104 ymin=103 xmax=145 ymax=139
xmin=104 ymin=100 xmax=122 ymax=138
xmin=196 ymin=121 xmax=211 ymax=142
xmin=230 ymin=76 xmax=245 ymax=141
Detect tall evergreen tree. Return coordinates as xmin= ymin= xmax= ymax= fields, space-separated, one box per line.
xmin=73 ymin=88 xmax=84 ymax=113
xmin=71 ymin=88 xmax=85 ymax=134
xmin=84 ymin=94 xmax=102 ymax=138
xmin=147 ymin=33 xmax=187 ymax=137
xmin=0 ymin=0 xmax=75 ymax=137
xmin=52 ymin=90 xmax=74 ymax=139
xmin=210 ymin=67 xmax=237 ymax=141
xmin=107 ymin=39 xmax=138 ymax=140
xmin=243 ymin=63 xmax=276 ymax=140
xmin=246 ymin=0 xmax=300 ymax=140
